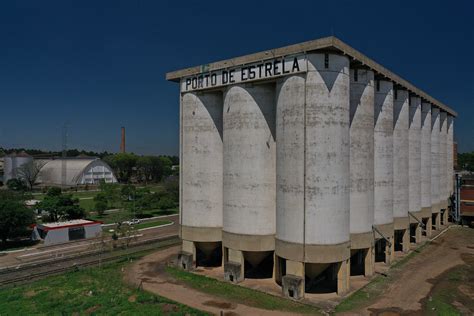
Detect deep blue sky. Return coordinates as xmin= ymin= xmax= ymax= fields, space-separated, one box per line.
xmin=0 ymin=0 xmax=472 ymax=155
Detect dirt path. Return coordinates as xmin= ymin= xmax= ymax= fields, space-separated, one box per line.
xmin=124 ymin=246 xmax=301 ymax=315
xmin=354 ymin=226 xmax=474 ymax=315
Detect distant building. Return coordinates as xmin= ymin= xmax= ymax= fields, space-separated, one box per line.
xmin=3 ymin=151 xmax=33 ymax=183
xmin=32 ymin=219 xmax=102 ymax=245
xmin=37 ymin=157 xmax=117 ymax=187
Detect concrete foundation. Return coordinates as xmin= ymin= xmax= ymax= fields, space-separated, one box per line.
xmin=432 ymin=212 xmax=441 ymax=230
xmin=224 ymin=248 xmax=244 ymax=283
xmin=350 ymin=248 xmax=374 ymax=277
xmin=409 ymin=223 xmax=422 ymax=244
xmin=282 ymin=274 xmax=304 ymax=300
xmin=180 ymin=239 xmax=196 ymax=268
xmin=374 ymin=232 xmax=394 ymax=265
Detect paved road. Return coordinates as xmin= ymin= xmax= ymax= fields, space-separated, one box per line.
xmin=0 ymin=214 xmax=179 ymax=268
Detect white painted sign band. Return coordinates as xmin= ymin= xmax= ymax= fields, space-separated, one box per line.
xmin=180 ymin=55 xmax=306 ymax=92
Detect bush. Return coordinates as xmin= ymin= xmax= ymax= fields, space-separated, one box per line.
xmin=6 ymin=179 xmax=27 ymax=192
xmin=156 ymin=196 xmax=175 ymax=210
xmin=95 ymin=200 xmax=108 ymax=216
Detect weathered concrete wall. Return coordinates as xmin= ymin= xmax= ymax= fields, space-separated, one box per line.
xmin=223 ymin=84 xmax=276 ymax=241
xmin=393 ymin=89 xmax=409 ymax=220
xmin=421 ymin=102 xmax=432 ymax=210
xmin=447 ymin=115 xmax=454 ymax=195
xmin=439 ymin=111 xmax=447 ymax=201
xmin=304 ymin=53 xmax=350 ymax=246
xmin=431 ymin=107 xmax=440 ymax=209
xmin=276 ymin=75 xmax=305 ymax=245
xmin=349 ymin=69 xmax=374 ymax=235
xmin=408 ymin=96 xmax=422 ymax=214
xmin=374 ymin=80 xmax=394 ymax=226
xmin=181 ymin=92 xmax=223 ymax=236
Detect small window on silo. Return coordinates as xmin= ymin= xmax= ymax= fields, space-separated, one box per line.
xmin=324 ymin=53 xmax=329 ymax=68
xmin=354 ymin=69 xmax=358 ymax=82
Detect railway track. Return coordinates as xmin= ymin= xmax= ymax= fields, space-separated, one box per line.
xmin=0 ymin=235 xmax=180 ymax=287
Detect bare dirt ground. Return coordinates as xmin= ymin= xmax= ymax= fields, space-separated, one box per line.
xmin=124 ymin=246 xmax=302 ymax=315
xmin=124 ymin=226 xmax=474 ymax=315
xmin=345 ymin=226 xmax=474 ymax=315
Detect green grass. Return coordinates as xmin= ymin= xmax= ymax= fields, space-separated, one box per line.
xmin=90 ymin=208 xmax=177 ymax=224
xmin=166 ymin=266 xmax=321 ymax=314
xmin=134 ymin=220 xmax=172 ymax=230
xmin=0 ymin=258 xmax=207 ymax=315
xmin=33 ymin=190 xmax=99 ymax=201
xmin=79 ymin=198 xmax=96 ymax=212
xmin=425 ymin=297 xmax=460 ymax=316
xmin=423 ymin=259 xmax=474 ymax=315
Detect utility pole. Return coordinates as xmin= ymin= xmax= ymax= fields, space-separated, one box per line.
xmin=61 ymin=123 xmax=68 ymax=188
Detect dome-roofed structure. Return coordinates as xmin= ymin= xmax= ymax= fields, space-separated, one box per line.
xmin=37 ymin=157 xmax=117 ymax=187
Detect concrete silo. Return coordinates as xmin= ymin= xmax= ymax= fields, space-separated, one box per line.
xmin=222 ymin=84 xmax=276 ymax=283
xmin=447 ymin=115 xmax=454 ymax=195
xmin=373 ymin=79 xmax=394 ymax=264
xmin=439 ymin=111 xmax=448 ymax=225
xmin=348 ymin=68 xmax=375 ymax=277
xmin=393 ymin=89 xmax=410 ymax=253
xmin=178 ymin=92 xmax=224 ymax=270
xmin=421 ymin=102 xmax=433 ymax=236
xmin=408 ymin=96 xmax=423 ymax=244
xmin=431 ymin=107 xmax=441 ymax=230
xmin=166 ymin=36 xmax=459 ymax=300
xmin=275 ymin=53 xmax=351 ymax=298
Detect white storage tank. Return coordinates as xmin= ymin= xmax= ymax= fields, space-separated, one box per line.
xmin=408 ymin=96 xmax=422 ymax=243
xmin=392 ymin=89 xmax=410 ymax=252
xmin=439 ymin=111 xmax=448 ymax=224
xmin=373 ymin=79 xmax=394 ymax=264
xmin=431 ymin=107 xmax=441 ymax=229
xmin=275 ymin=53 xmax=351 ymax=295
xmin=348 ymin=68 xmax=375 ymax=277
xmin=447 ymin=115 xmax=454 ymax=195
xmin=179 ymin=92 xmax=224 ymax=268
xmin=222 ymin=83 xmax=276 ymax=281
xmin=420 ymin=102 xmax=433 ymax=235
xmin=3 ymin=151 xmax=33 ymax=183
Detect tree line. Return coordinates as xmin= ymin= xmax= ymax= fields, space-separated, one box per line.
xmin=103 ymin=153 xmax=178 ymax=183
xmin=458 ymin=152 xmax=474 ymax=172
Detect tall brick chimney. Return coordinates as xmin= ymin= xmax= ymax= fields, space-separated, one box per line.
xmin=120 ymin=127 xmax=126 ymax=153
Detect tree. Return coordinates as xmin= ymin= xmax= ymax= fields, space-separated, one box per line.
xmin=93 ymin=192 xmax=108 ymax=216
xmin=38 ymin=188 xmax=85 ymax=222
xmin=98 ymin=180 xmax=120 ymax=208
xmin=6 ymin=178 xmax=27 ymax=192
xmin=16 ymin=160 xmax=45 ymax=190
xmin=0 ymin=192 xmax=35 ymax=243
xmin=458 ymin=152 xmax=474 ymax=172
xmin=121 ymin=184 xmax=136 ymax=201
xmin=159 ymin=156 xmax=173 ymax=178
xmin=104 ymin=153 xmax=137 ymax=183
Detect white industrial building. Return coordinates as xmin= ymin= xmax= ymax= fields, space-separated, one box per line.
xmin=167 ymin=37 xmax=456 ymax=299
xmin=32 ymin=219 xmax=102 ymax=245
xmin=37 ymin=157 xmax=117 ymax=187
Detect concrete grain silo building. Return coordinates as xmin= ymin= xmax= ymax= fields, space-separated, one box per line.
xmin=168 ymin=37 xmax=457 ymax=299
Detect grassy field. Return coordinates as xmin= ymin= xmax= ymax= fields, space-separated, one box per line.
xmin=102 ymin=220 xmax=172 ymax=233
xmin=134 ymin=220 xmax=172 ymax=230
xmin=423 ymin=254 xmax=474 ymax=315
xmin=166 ymin=266 xmax=321 ymax=315
xmin=0 ymin=259 xmax=207 ymax=315
xmin=89 ymin=208 xmax=177 ymax=224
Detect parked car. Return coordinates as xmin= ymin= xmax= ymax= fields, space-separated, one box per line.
xmin=124 ymin=218 xmax=141 ymax=225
